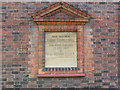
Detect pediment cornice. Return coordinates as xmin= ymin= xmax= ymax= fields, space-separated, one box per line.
xmin=33 ymin=2 xmax=91 ymax=25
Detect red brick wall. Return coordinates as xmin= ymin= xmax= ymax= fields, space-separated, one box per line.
xmin=2 ymin=2 xmax=119 ymax=88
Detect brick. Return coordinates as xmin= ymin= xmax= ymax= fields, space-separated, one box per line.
xmin=14 ymin=85 xmax=22 ymax=88
xmin=108 ymin=29 xmax=115 ymax=32
xmin=2 ymin=2 xmax=119 ymax=89
xmin=6 ymin=82 xmax=14 ymax=85
xmin=103 ymin=83 xmax=110 ymax=85
xmin=20 ymin=81 xmax=28 ymax=84
xmin=12 ymin=71 xmax=20 ymax=74
xmin=95 ymin=80 xmax=102 ymax=82
xmin=110 ymin=76 xmax=118 ymax=81
xmin=102 ymin=70 xmax=109 ymax=73
xmin=94 ymin=73 xmax=102 ymax=76
xmin=28 ymin=78 xmax=37 ymax=81
xmin=12 ymin=65 xmax=21 ymax=67
xmin=2 ymin=78 xmax=7 ymax=81
xmin=20 ymin=68 xmax=26 ymax=71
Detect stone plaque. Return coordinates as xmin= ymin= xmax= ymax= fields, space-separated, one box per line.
xmin=45 ymin=32 xmax=77 ymax=67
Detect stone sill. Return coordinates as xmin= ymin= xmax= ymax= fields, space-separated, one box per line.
xmin=37 ymin=74 xmax=85 ymax=77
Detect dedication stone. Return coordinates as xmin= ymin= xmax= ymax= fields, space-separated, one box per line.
xmin=45 ymin=32 xmax=77 ymax=67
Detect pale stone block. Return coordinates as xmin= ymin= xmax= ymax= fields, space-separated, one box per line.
xmin=45 ymin=32 xmax=77 ymax=67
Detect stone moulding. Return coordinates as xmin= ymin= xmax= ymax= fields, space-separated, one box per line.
xmin=37 ymin=74 xmax=86 ymax=77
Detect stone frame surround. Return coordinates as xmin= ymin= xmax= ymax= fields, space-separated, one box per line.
xmin=32 ymin=2 xmax=91 ymax=77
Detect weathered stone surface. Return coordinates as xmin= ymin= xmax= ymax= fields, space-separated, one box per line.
xmin=45 ymin=32 xmax=77 ymax=67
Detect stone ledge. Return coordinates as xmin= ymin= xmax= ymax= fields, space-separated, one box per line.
xmin=37 ymin=74 xmax=85 ymax=77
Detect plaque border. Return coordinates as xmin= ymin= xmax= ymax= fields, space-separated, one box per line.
xmin=37 ymin=26 xmax=85 ymax=75
xmin=32 ymin=2 xmax=91 ymax=77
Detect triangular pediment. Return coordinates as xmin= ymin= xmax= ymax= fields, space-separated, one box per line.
xmin=45 ymin=12 xmax=75 ymax=19
xmin=33 ymin=2 xmax=91 ymax=19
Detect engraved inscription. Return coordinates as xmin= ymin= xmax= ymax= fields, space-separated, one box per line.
xmin=45 ymin=32 xmax=77 ymax=67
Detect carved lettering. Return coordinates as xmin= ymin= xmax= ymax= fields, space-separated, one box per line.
xmin=45 ymin=32 xmax=77 ymax=67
